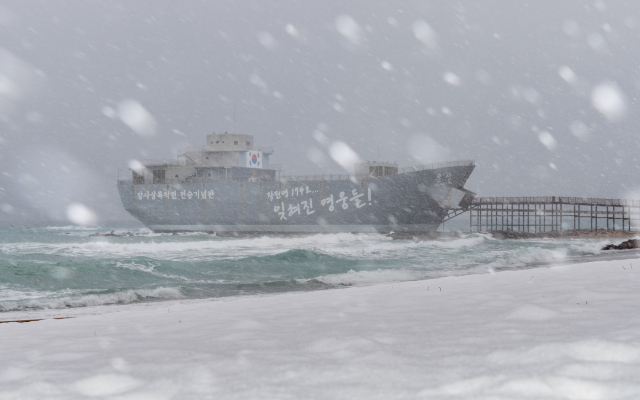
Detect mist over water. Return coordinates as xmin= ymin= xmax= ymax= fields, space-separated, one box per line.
xmin=0 ymin=224 xmax=615 ymax=313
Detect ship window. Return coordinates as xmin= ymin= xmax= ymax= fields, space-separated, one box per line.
xmin=234 ymin=141 xmax=238 ymax=145
xmin=384 ymin=167 xmax=398 ymax=176
xmin=206 ymin=157 xmax=209 ymax=159
xmin=133 ymin=171 xmax=144 ymax=184
xmin=152 ymin=169 xmax=165 ymax=184
xmin=369 ymin=166 xmax=384 ymax=177
xmin=175 ymin=175 xmax=178 ymax=178
xmin=246 ymin=141 xmax=250 ymax=146
xmin=216 ymin=141 xmax=219 ymax=144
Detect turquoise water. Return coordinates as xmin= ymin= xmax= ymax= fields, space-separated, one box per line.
xmin=0 ymin=224 xmax=621 ymax=313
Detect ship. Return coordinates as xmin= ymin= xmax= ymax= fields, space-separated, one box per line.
xmin=117 ymin=133 xmax=476 ymax=234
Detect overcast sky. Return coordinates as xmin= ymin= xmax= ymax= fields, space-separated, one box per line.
xmin=1 ymin=0 xmax=639 ymax=225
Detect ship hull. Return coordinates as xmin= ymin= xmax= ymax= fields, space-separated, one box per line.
xmin=117 ymin=165 xmax=474 ymax=234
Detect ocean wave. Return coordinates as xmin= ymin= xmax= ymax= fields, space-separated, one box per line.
xmin=483 ymin=247 xmax=570 ymax=271
xmin=310 ymin=268 xmax=423 ymax=286
xmin=115 ymin=261 xmax=156 ymax=273
xmin=423 ymin=233 xmax=495 ymax=248
xmin=1 ymin=226 xmax=618 ymax=312
xmin=248 ymin=248 xmax=336 ymax=263
xmin=45 ymin=225 xmax=101 ymax=231
xmin=0 ymin=233 xmax=385 ymax=261
xmin=0 ymin=287 xmax=183 ymax=312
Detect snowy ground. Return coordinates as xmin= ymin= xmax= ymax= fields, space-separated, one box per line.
xmin=2 ymin=257 xmax=640 ymax=399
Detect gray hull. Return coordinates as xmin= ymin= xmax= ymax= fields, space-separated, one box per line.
xmin=117 ymin=165 xmax=474 ymax=234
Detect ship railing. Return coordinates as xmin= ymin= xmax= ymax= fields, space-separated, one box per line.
xmin=118 ymin=179 xmax=133 ymax=184
xmin=143 ymin=159 xmax=185 ymax=166
xmin=473 ymin=196 xmax=640 ymax=207
xmin=279 ymin=173 xmax=371 ymax=182
xmin=182 ymin=145 xmax=273 ymax=153
xmin=256 ymin=146 xmax=274 ymax=154
xmin=398 ymin=159 xmax=475 ymax=174
xmin=279 ymin=160 xmax=475 ymax=182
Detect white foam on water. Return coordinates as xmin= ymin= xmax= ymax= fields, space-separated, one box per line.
xmin=309 ymin=263 xmax=491 ymax=287
xmin=113 ymin=261 xmax=209 ymax=283
xmin=310 ymin=268 xmax=422 ymax=286
xmin=1 ymin=229 xmax=622 ymax=314
xmin=0 ymin=233 xmax=384 ymax=261
xmin=0 ymin=287 xmax=59 ymax=301
xmin=419 ymin=234 xmax=493 ymax=249
xmin=0 ymin=287 xmax=183 ymax=312
xmin=45 ymin=225 xmax=100 ymax=231
xmin=115 ymin=261 xmax=155 ymax=273
xmin=484 ymin=246 xmax=569 ymax=270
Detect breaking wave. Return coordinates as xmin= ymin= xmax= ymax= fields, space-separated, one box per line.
xmin=0 ymin=226 xmax=624 ymax=312
xmin=0 ymin=287 xmax=183 ymax=312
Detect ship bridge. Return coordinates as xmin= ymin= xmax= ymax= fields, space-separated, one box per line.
xmin=126 ymin=132 xmax=278 ymax=185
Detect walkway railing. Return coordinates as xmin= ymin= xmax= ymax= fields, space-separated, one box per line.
xmin=398 ymin=160 xmax=474 ymax=174
xmin=469 ymin=197 xmax=640 ymax=232
xmin=473 ymin=196 xmax=640 ymax=207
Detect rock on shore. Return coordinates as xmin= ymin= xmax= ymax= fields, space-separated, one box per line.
xmin=602 ymin=239 xmax=639 ymax=251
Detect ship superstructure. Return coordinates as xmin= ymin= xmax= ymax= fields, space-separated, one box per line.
xmin=118 ymin=133 xmax=475 ymax=233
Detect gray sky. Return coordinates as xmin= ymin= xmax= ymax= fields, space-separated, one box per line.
xmin=1 ymin=0 xmax=639 ymax=226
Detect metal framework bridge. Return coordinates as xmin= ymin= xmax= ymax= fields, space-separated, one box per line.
xmin=444 ymin=196 xmax=640 ymax=232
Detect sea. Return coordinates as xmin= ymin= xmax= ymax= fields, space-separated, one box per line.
xmin=0 ymin=222 xmax=635 ymax=315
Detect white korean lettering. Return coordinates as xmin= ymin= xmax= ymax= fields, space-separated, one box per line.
xmin=301 ymin=199 xmax=315 ymax=215
xmin=274 ymin=202 xmax=287 ymax=220
xmin=336 ymin=191 xmax=348 ymax=210
xmin=350 ymin=189 xmax=365 ymax=208
xmin=287 ymin=203 xmax=301 ymax=216
xmin=321 ymin=194 xmax=334 ymax=211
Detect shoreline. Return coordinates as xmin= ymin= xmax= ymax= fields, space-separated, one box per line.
xmin=2 ymin=256 xmax=640 ymax=398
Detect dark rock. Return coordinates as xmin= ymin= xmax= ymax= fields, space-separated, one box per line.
xmin=602 ymin=239 xmax=639 ymax=250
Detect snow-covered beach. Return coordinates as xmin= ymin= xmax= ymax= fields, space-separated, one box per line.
xmin=2 ymin=256 xmax=640 ymax=399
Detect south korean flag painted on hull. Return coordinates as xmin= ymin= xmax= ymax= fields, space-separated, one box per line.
xmin=247 ymin=150 xmax=262 ymax=168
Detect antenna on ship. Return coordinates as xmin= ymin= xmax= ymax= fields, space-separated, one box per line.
xmin=234 ymin=105 xmax=236 ymax=134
